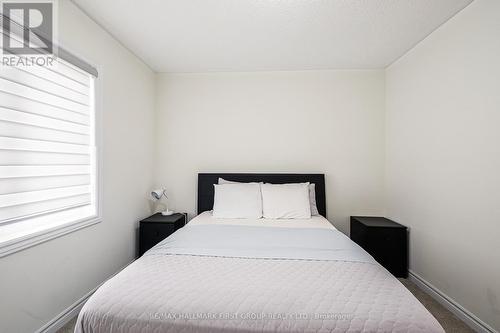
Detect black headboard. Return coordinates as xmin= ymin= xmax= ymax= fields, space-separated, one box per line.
xmin=197 ymin=173 xmax=326 ymax=217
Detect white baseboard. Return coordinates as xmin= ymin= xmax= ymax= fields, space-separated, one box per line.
xmin=36 ymin=260 xmax=135 ymax=333
xmin=35 ymin=286 xmax=98 ymax=333
xmin=408 ymin=270 xmax=498 ymax=333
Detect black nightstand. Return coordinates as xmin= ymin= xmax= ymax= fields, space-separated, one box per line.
xmin=139 ymin=213 xmax=186 ymax=256
xmin=350 ymin=216 xmax=408 ymax=278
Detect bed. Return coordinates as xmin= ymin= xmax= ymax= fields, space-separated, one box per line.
xmin=75 ymin=173 xmax=444 ymax=333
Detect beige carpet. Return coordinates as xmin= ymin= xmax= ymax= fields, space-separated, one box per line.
xmin=57 ymin=279 xmax=474 ymax=333
xmin=399 ymin=279 xmax=474 ymax=333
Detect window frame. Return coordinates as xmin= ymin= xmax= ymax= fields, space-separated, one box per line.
xmin=0 ymin=58 xmax=102 ymax=257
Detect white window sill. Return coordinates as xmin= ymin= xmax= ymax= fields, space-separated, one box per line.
xmin=0 ymin=206 xmax=101 ymax=257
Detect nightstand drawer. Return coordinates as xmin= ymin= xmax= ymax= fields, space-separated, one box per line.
xmin=350 ymin=216 xmax=408 ymax=278
xmin=366 ymin=229 xmax=406 ymax=275
xmin=141 ymin=223 xmax=175 ymax=242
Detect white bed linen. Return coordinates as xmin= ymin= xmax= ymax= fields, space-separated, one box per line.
xmin=189 ymin=211 xmax=337 ymax=230
xmin=76 ymin=213 xmax=444 ymax=333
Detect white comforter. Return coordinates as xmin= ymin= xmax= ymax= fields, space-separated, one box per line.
xmin=75 ymin=213 xmax=444 ymax=333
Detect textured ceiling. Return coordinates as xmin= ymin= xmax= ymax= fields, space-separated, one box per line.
xmin=71 ymin=0 xmax=473 ymax=72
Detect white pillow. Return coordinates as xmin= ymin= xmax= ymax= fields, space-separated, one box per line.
xmin=218 ymin=178 xmax=262 ymax=185
xmin=261 ymin=183 xmax=311 ymax=219
xmin=212 ymin=183 xmax=262 ymax=218
xmin=309 ymin=183 xmax=320 ymax=216
xmin=218 ymin=177 xmax=237 ymax=184
xmin=221 ymin=178 xmax=320 ymax=216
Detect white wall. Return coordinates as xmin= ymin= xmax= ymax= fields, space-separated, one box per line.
xmin=385 ymin=0 xmax=500 ymax=330
xmin=0 ymin=1 xmax=156 ymax=332
xmin=155 ymin=70 xmax=385 ymax=233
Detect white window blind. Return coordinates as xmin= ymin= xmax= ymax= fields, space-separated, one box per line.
xmin=0 ymin=60 xmax=98 ymax=229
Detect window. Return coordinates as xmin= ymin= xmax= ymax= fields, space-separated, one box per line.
xmin=0 ymin=53 xmax=100 ymax=256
